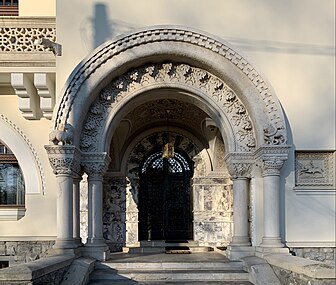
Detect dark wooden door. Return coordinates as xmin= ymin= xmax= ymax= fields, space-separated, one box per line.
xmin=139 ymin=151 xmax=193 ymax=241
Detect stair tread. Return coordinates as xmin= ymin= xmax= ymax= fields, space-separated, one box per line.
xmin=88 ymin=280 xmax=253 ymax=285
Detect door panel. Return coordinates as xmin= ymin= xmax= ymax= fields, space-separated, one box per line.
xmin=139 ymin=151 xmax=193 ymax=241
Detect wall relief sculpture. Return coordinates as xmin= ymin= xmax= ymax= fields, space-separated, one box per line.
xmin=295 ymin=151 xmax=335 ymax=191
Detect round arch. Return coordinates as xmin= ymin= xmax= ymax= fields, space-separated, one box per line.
xmin=50 ymin=26 xmax=288 ymax=153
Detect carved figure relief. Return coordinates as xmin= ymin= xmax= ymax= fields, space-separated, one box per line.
xmin=295 ymin=151 xmax=335 ymax=187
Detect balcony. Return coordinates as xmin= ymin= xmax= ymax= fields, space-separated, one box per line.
xmin=0 ymin=17 xmax=56 ymax=67
xmin=0 ymin=17 xmax=56 ymax=120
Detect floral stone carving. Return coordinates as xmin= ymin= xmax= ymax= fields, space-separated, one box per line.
xmin=81 ymin=63 xmax=256 ymax=152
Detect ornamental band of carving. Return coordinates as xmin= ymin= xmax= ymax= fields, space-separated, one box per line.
xmin=81 ymin=63 xmax=256 ymax=152
xmin=54 ymin=27 xmax=286 ymax=146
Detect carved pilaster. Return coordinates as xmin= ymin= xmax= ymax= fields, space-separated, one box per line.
xmin=45 ymin=145 xmax=81 ymax=176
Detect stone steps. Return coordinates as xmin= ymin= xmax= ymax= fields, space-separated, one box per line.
xmin=126 ymin=240 xmax=213 ymax=254
xmin=89 ymin=254 xmax=252 ymax=285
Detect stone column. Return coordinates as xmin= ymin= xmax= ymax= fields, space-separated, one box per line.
xmin=260 ymin=158 xmax=285 ymax=248
xmin=82 ymin=154 xmax=110 ymax=261
xmin=73 ymin=175 xmax=83 ymax=247
xmin=226 ymin=160 xmax=254 ymax=260
xmin=45 ymin=145 xmax=80 ymax=251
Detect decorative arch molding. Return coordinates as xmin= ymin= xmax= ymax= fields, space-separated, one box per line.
xmin=81 ymin=62 xmax=256 ymax=153
xmin=51 ymin=26 xmax=288 ymax=152
xmin=0 ymin=114 xmax=45 ymax=195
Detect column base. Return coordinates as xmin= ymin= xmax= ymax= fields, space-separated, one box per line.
xmin=255 ymin=246 xmax=289 ymax=258
xmin=53 ymin=238 xmax=80 ymax=249
xmin=82 ymin=245 xmax=110 ymax=261
xmin=230 ymin=236 xmax=251 ymax=247
xmin=260 ymin=237 xmax=285 ymax=248
xmin=83 ymin=238 xmax=110 ymax=261
xmin=226 ymin=245 xmax=256 ymax=260
xmin=48 ymin=246 xmax=82 ymax=258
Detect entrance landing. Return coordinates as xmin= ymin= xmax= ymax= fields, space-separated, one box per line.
xmin=89 ymin=252 xmax=253 ymax=284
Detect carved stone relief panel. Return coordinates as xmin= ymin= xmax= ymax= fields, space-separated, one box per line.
xmin=103 ymin=176 xmax=127 ymax=252
xmin=295 ymin=151 xmax=335 ymax=192
xmin=192 ymin=177 xmax=233 ymax=246
xmin=79 ymin=174 xmax=88 ymax=243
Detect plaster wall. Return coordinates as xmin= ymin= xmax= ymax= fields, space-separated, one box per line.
xmin=0 ymin=95 xmax=56 ymax=239
xmin=19 ymin=0 xmax=56 ymax=17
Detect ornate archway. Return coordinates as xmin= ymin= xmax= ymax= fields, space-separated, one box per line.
xmin=45 ymin=26 xmax=290 ymax=260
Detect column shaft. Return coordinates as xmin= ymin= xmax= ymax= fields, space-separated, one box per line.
xmin=73 ymin=177 xmax=82 ymax=245
xmin=231 ymin=178 xmax=251 ymax=246
xmin=86 ymin=176 xmax=105 ymax=246
xmin=55 ymin=174 xmax=74 ymax=249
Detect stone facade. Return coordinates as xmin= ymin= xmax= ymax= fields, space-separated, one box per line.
xmin=290 ymin=247 xmax=336 ymax=266
xmin=272 ymin=266 xmax=336 ymax=285
xmin=0 ymin=240 xmax=54 ymax=265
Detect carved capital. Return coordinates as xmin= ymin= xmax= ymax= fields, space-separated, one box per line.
xmin=227 ymin=162 xmax=252 ymax=179
xmin=261 ymin=158 xmax=284 ymax=176
xmin=45 ymin=145 xmax=81 ymax=176
xmin=82 ymin=153 xmax=110 ymax=178
xmin=225 ymin=152 xmax=253 ymax=179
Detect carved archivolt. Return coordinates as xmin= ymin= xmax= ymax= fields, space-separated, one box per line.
xmin=54 ymin=27 xmax=287 ymax=147
xmin=81 ymin=63 xmax=256 ymax=152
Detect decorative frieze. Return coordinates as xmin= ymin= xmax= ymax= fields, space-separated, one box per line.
xmin=294 ymin=151 xmax=335 ymax=194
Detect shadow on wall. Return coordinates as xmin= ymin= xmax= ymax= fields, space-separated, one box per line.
xmin=80 ymin=3 xmax=137 ymax=50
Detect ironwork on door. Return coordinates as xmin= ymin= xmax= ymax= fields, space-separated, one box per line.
xmin=139 ymin=150 xmax=193 ymax=241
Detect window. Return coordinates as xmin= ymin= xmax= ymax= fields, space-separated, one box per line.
xmin=0 ymin=0 xmax=18 ymax=16
xmin=0 ymin=141 xmax=25 ymax=206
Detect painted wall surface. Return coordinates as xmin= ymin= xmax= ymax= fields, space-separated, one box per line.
xmin=19 ymin=0 xmax=55 ymax=17
xmin=0 ymin=95 xmax=57 ymax=238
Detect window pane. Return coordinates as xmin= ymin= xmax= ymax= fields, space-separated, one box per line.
xmin=0 ymin=164 xmax=25 ymax=205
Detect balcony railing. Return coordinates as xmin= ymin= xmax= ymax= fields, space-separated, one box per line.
xmin=0 ymin=17 xmax=56 ymax=67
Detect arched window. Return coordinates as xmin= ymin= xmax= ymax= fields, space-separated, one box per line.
xmin=0 ymin=140 xmax=25 ymax=206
